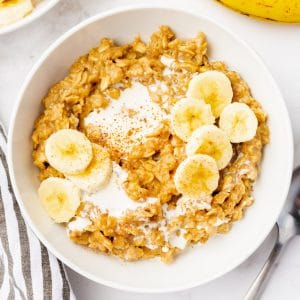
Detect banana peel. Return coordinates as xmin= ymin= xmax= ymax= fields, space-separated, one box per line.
xmin=218 ymin=0 xmax=300 ymax=23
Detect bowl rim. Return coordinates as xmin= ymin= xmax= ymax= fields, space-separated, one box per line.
xmin=7 ymin=4 xmax=294 ymax=293
xmin=0 ymin=0 xmax=61 ymax=35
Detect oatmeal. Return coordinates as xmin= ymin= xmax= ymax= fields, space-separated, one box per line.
xmin=32 ymin=26 xmax=269 ymax=263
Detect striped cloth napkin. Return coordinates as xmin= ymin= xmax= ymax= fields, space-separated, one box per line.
xmin=0 ymin=122 xmax=75 ymax=300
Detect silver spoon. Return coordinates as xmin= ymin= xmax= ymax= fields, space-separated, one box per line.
xmin=245 ymin=167 xmax=300 ymax=300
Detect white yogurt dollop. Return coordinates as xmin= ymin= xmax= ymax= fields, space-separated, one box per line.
xmin=82 ymin=163 xmax=158 ymax=217
xmin=84 ymin=82 xmax=166 ymax=152
xmin=68 ymin=217 xmax=91 ymax=232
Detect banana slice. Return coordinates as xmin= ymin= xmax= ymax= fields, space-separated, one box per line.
xmin=0 ymin=0 xmax=33 ymax=27
xmin=174 ymin=154 xmax=219 ymax=198
xmin=186 ymin=71 xmax=233 ymax=117
xmin=186 ymin=125 xmax=233 ymax=170
xmin=45 ymin=129 xmax=93 ymax=175
xmin=67 ymin=143 xmax=112 ymax=193
xmin=171 ymin=98 xmax=215 ymax=141
xmin=38 ymin=177 xmax=81 ymax=223
xmin=219 ymin=102 xmax=258 ymax=143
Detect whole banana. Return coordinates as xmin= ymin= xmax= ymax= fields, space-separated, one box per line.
xmin=219 ymin=0 xmax=300 ymax=23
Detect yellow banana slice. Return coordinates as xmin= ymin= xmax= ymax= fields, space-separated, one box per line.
xmin=171 ymin=98 xmax=215 ymax=141
xmin=67 ymin=143 xmax=112 ymax=193
xmin=0 ymin=0 xmax=33 ymax=27
xmin=45 ymin=129 xmax=93 ymax=175
xmin=38 ymin=177 xmax=81 ymax=223
xmin=174 ymin=154 xmax=219 ymax=198
xmin=186 ymin=71 xmax=233 ymax=117
xmin=219 ymin=102 xmax=258 ymax=143
xmin=186 ymin=125 xmax=233 ymax=170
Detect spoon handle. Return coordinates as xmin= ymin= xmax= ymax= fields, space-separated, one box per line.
xmin=244 ymin=226 xmax=284 ymax=300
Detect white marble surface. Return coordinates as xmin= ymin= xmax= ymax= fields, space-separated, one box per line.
xmin=1 ymin=0 xmax=300 ymax=299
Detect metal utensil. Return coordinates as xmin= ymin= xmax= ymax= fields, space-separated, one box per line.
xmin=245 ymin=167 xmax=300 ymax=300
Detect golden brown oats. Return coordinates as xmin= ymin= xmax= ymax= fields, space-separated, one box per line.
xmin=32 ymin=26 xmax=269 ymax=263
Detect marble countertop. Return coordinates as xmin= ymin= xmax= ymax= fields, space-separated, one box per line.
xmin=1 ymin=0 xmax=300 ymax=299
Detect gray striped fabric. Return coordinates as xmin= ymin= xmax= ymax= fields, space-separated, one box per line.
xmin=0 ymin=123 xmax=75 ymax=300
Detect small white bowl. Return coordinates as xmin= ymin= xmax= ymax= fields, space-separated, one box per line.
xmin=7 ymin=6 xmax=293 ymax=293
xmin=0 ymin=0 xmax=61 ymax=35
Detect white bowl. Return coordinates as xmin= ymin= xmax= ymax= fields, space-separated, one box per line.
xmin=8 ymin=6 xmax=293 ymax=293
xmin=0 ymin=0 xmax=61 ymax=35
